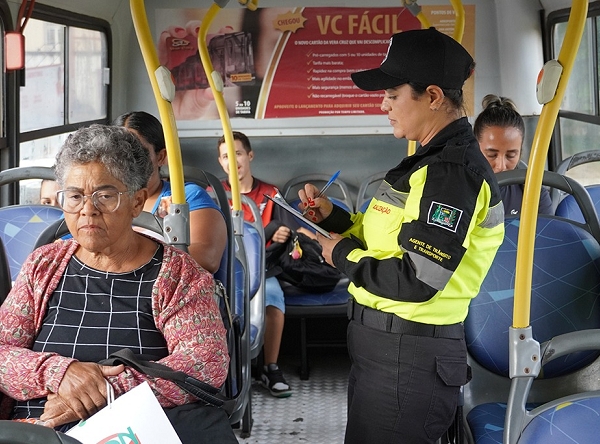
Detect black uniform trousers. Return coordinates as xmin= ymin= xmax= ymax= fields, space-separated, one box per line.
xmin=344 ymin=300 xmax=469 ymax=444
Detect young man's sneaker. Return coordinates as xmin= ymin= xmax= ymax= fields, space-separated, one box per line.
xmin=261 ymin=363 xmax=292 ymax=398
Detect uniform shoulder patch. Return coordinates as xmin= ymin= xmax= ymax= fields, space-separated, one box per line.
xmin=427 ymin=201 xmax=463 ymax=232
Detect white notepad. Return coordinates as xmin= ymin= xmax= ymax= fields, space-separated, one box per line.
xmin=264 ymin=193 xmax=332 ymax=239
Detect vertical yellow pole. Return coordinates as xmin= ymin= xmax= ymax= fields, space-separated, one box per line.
xmin=512 ymin=0 xmax=588 ymax=328
xmin=130 ymin=0 xmax=185 ymax=205
xmin=402 ymin=2 xmax=430 ymax=157
xmin=197 ymin=1 xmax=257 ymax=229
xmin=449 ymin=0 xmax=465 ymax=42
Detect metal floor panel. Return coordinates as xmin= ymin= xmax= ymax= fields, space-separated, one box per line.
xmin=235 ymin=351 xmax=350 ymax=443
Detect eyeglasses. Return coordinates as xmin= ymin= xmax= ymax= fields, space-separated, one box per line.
xmin=56 ymin=188 xmax=129 ymax=214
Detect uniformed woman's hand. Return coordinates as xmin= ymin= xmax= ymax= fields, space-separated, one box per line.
xmin=315 ymin=231 xmax=343 ymax=266
xmin=299 ymin=183 xmax=334 ymax=222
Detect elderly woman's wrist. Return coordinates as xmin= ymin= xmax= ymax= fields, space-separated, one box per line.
xmin=45 ymin=356 xmax=77 ymax=393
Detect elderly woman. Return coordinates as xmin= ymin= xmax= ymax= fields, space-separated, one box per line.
xmin=0 ymin=125 xmax=237 ymax=443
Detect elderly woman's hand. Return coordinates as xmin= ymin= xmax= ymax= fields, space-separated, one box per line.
xmin=39 ymin=393 xmax=77 ymax=428
xmin=40 ymin=362 xmax=124 ymax=427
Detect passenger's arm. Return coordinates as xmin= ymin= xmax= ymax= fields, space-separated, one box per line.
xmin=0 ymin=243 xmax=124 ymax=426
xmin=106 ymin=250 xmax=229 ymax=408
xmin=0 ymin=246 xmax=77 ymax=401
xmin=264 ymin=219 xmax=281 ymax=242
xmin=188 ymin=207 xmax=227 ymax=274
xmin=0 ymin=306 xmax=75 ymax=401
xmin=271 ymin=225 xmax=291 ymax=244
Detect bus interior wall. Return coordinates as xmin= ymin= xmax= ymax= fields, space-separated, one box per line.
xmin=180 ymin=134 xmax=403 ymax=201
xmin=120 ymin=0 xmax=544 ymax=199
xmin=179 ymin=115 xmax=538 ymax=202
xmin=177 ymin=115 xmax=541 ymax=206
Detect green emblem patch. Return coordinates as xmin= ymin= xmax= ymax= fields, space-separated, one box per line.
xmin=428 ymin=201 xmax=462 ymax=232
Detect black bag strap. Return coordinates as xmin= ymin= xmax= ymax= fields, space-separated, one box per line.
xmin=100 ymin=348 xmax=233 ymax=413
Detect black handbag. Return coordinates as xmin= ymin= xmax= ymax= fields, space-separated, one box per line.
xmin=265 ymin=230 xmax=343 ymax=293
xmin=100 ymin=349 xmax=238 ymax=444
xmin=99 ymin=348 xmax=234 ymax=415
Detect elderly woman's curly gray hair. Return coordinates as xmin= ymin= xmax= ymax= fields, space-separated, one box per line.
xmin=54 ymin=124 xmax=153 ymax=191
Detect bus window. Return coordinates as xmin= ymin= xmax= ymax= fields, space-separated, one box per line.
xmin=21 ymin=19 xmax=65 ymax=132
xmin=68 ymin=26 xmax=108 ymax=123
xmin=21 ymin=19 xmax=108 ymax=133
xmin=18 ymin=133 xmax=68 ymax=204
xmin=551 ymin=12 xmax=600 ymax=184
xmin=554 ymin=19 xmax=594 ymax=116
xmin=12 ymin=9 xmax=110 ymax=205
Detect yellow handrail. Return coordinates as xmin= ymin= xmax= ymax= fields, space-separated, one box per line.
xmin=238 ymin=0 xmax=258 ymax=11
xmin=130 ymin=0 xmax=185 ymax=206
xmin=198 ymin=0 xmax=257 ymax=221
xmin=415 ymin=11 xmax=431 ymax=29
xmin=513 ymin=0 xmax=588 ymax=328
xmin=402 ymin=1 xmax=428 ymax=157
xmin=449 ymin=0 xmax=465 ymax=42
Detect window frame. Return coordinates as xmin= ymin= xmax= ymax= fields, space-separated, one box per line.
xmin=546 ymin=2 xmax=600 ymax=169
xmin=19 ymin=4 xmax=112 ymax=145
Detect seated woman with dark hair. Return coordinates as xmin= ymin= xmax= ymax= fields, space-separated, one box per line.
xmin=474 ymin=94 xmax=553 ymax=216
xmin=0 ymin=124 xmax=237 ymax=444
xmin=114 ymin=111 xmax=227 ymax=274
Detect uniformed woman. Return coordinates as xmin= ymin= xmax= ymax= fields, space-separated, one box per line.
xmin=299 ymin=28 xmax=505 ymax=444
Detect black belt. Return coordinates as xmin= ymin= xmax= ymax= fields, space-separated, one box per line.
xmin=348 ymin=299 xmax=464 ymax=339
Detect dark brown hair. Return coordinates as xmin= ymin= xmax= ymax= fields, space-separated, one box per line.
xmin=473 ymin=94 xmax=525 ymax=142
xmin=217 ymin=131 xmax=252 ymax=155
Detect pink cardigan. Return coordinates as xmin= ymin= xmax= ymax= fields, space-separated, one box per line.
xmin=0 ymin=239 xmax=229 ymax=418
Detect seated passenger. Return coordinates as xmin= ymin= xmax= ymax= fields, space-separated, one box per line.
xmin=474 ymin=94 xmax=553 ymax=216
xmin=40 ymin=178 xmax=60 ymax=207
xmin=114 ymin=111 xmax=227 ymax=274
xmin=0 ymin=124 xmax=237 ymax=444
xmin=217 ymin=131 xmax=292 ymax=398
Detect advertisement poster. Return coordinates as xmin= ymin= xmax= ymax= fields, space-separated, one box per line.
xmin=156 ymin=6 xmax=475 ymax=121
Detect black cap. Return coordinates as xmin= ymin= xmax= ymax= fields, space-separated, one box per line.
xmin=351 ymin=28 xmax=473 ymax=91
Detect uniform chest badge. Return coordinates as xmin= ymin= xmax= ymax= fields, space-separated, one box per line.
xmin=428 ymin=201 xmax=463 ymax=232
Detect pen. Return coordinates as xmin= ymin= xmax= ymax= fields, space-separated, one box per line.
xmin=301 ymin=170 xmax=341 ymax=216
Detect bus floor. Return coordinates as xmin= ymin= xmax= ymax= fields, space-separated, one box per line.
xmin=234 ymin=319 xmax=350 ymax=443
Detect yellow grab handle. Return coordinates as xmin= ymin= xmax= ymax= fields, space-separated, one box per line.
xmin=198 ymin=3 xmax=242 ymax=213
xmin=403 ymin=1 xmax=428 ymax=155
xmin=130 ymin=0 xmax=185 ymax=205
xmin=513 ymin=0 xmax=588 ymax=328
xmin=449 ymin=0 xmax=465 ymax=43
xmin=238 ymin=0 xmax=258 ymax=11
